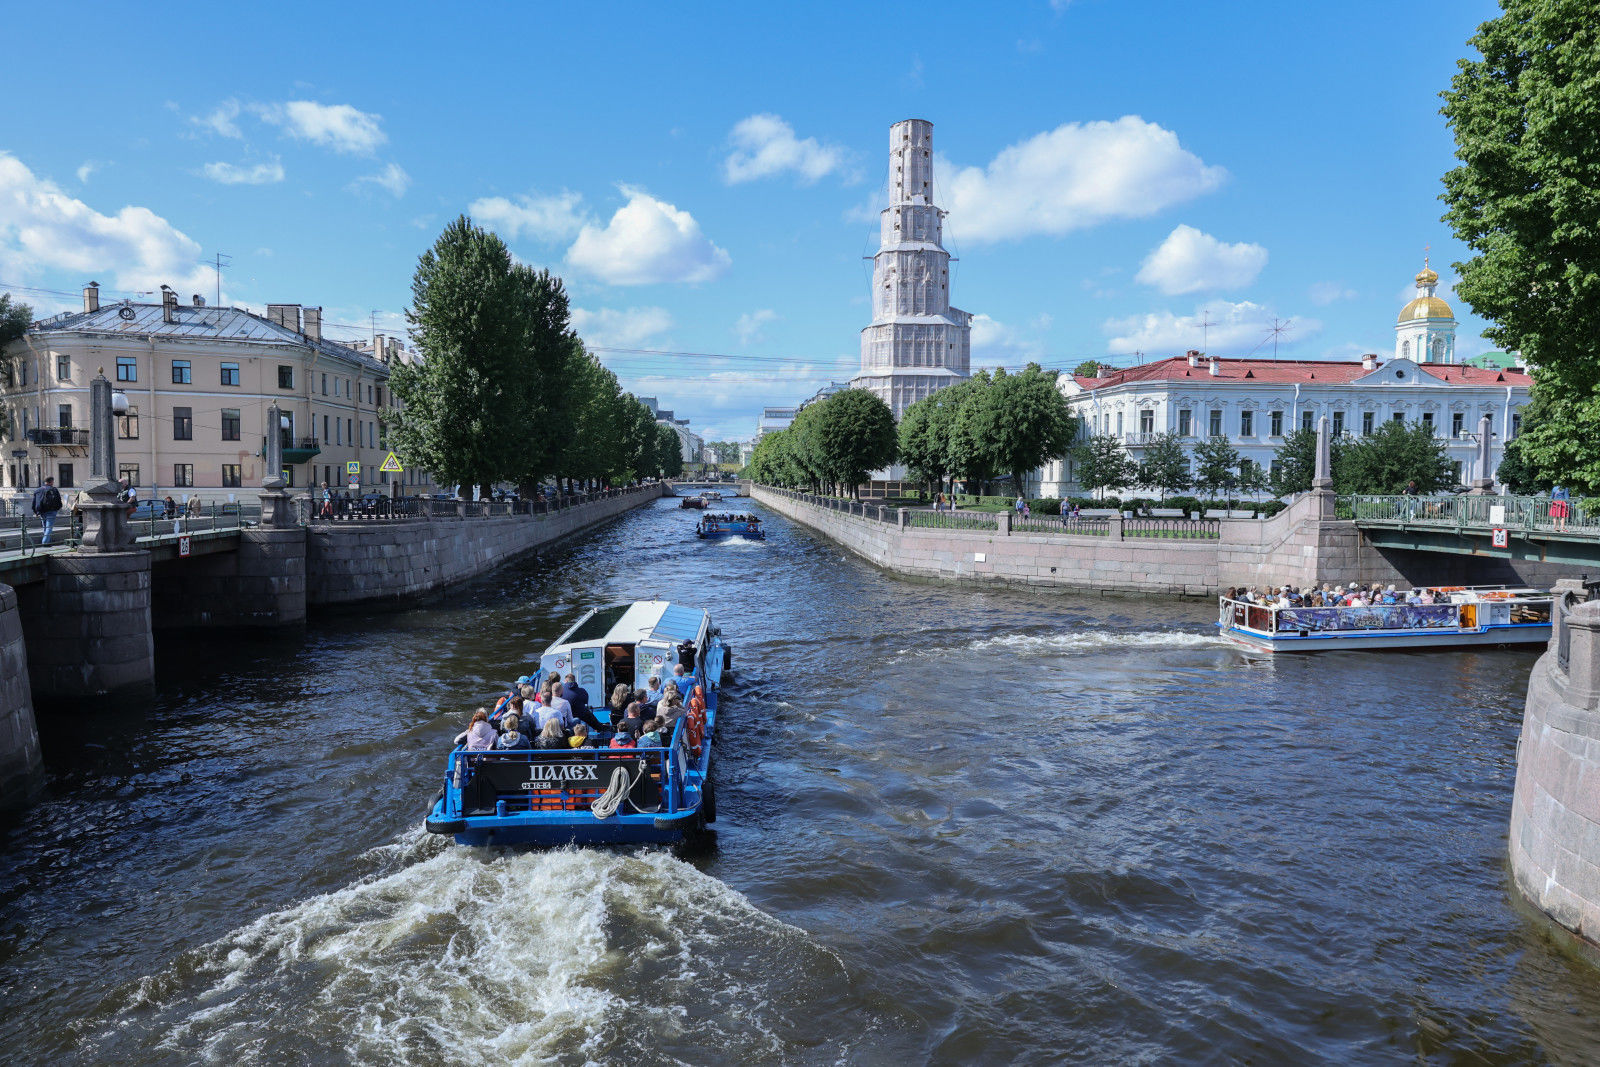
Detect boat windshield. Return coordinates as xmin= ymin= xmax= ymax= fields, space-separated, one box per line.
xmin=564 ymin=604 xmax=631 ymax=645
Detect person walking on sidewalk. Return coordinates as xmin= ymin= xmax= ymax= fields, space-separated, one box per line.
xmin=31 ymin=476 xmax=63 ymax=545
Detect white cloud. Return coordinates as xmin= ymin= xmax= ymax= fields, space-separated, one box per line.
xmin=1103 ymin=300 xmax=1321 ymax=356
xmin=941 ymin=117 xmax=1227 ymax=243
xmin=1309 ymin=281 xmax=1358 ymax=305
xmin=258 ymin=100 xmax=386 ymax=155
xmin=723 ymin=114 xmax=846 ymax=185
xmin=191 ymin=98 xmax=243 ymax=139
xmin=75 ymin=161 xmax=99 ymax=184
xmin=970 ymin=313 xmax=1046 ymax=367
xmin=571 ymin=306 xmax=674 ymax=349
xmin=566 ymin=186 xmax=731 ymax=285
xmin=469 ymin=190 xmax=587 ymax=241
xmin=201 ymin=159 xmax=285 ymax=185
xmin=733 ymin=309 xmax=778 ymax=344
xmin=1134 ymin=224 xmax=1266 ymax=295
xmin=350 ymin=162 xmax=410 ymax=197
xmin=0 ymin=152 xmax=213 ymax=297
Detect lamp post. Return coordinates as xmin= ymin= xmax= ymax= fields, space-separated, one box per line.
xmin=76 ymin=371 xmax=133 ymax=551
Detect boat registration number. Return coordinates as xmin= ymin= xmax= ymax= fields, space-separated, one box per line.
xmin=519 ymin=763 xmax=605 ymax=788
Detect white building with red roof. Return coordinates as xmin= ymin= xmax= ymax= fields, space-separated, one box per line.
xmin=1039 ymin=285 xmax=1532 ymax=498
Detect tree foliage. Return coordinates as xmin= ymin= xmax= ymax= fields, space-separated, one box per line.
xmin=1270 ymin=427 xmax=1324 ymax=495
xmin=980 ymin=365 xmax=1078 ymax=491
xmin=1441 ymin=1 xmax=1600 ymax=491
xmin=0 ymin=293 xmax=31 ymax=434
xmin=1072 ymin=359 xmax=1103 ymax=378
xmin=654 ymin=424 xmax=686 ymax=479
xmin=1192 ymin=435 xmax=1242 ymax=503
xmin=1136 ymin=432 xmax=1192 ymax=501
xmin=1071 ymin=434 xmax=1137 ymax=499
xmin=1335 ymin=420 xmax=1454 ymax=494
xmin=812 ymin=388 xmax=897 ymax=496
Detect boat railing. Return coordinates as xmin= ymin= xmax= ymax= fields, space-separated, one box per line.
xmin=445 ymin=743 xmax=688 ymax=817
xmin=1219 ymin=595 xmax=1469 ymax=634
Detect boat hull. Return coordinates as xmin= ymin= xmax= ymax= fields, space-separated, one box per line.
xmin=1218 ymin=621 xmax=1551 ymax=653
xmin=428 ymin=803 xmax=701 ymax=846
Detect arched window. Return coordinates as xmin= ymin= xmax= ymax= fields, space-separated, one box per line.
xmin=1401 ymin=340 xmax=1411 ymax=358
xmin=1431 ymin=338 xmax=1445 ymax=361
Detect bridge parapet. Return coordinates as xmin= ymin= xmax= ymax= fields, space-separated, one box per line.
xmin=1350 ymin=493 xmax=1592 ymax=533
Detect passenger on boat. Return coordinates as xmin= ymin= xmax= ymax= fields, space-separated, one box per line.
xmin=1419 ymin=588 xmax=1437 ymax=605
xmin=686 ymin=686 xmax=707 ymax=755
xmin=560 ymin=674 xmax=604 ymax=732
xmin=609 ymin=726 xmax=637 ymax=749
xmin=644 ymin=675 xmax=664 ymax=708
xmin=618 ymin=702 xmax=645 ymax=736
xmin=657 ymin=698 xmax=685 ymax=740
xmin=464 ymin=709 xmax=497 ymax=751
xmin=636 ymin=719 xmax=664 ymax=748
xmin=538 ymin=689 xmax=574 ymax=733
xmin=607 ymin=683 xmax=633 ymax=724
xmin=569 ymin=722 xmax=593 ymax=748
xmin=534 ymin=718 xmax=569 ymax=750
xmin=497 ymin=714 xmax=532 ymax=750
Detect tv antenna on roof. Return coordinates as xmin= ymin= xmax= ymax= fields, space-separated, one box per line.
xmin=212 ymin=252 xmax=231 ymax=308
xmin=1198 ymin=311 xmax=1214 ymax=354
xmin=1267 ymin=318 xmax=1293 ymax=360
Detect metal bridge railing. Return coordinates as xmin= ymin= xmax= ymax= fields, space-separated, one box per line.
xmin=1349 ymin=494 xmax=1599 ymax=534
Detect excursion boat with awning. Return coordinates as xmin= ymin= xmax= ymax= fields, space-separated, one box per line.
xmin=696 ymin=514 xmax=765 ymax=540
xmin=425 ymin=600 xmax=728 ymax=846
xmin=1217 ymin=586 xmax=1553 ymax=653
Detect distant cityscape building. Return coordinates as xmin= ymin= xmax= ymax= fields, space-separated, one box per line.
xmin=850 ymin=119 xmax=971 ymax=418
xmin=1 ymin=285 xmax=440 ymax=500
xmin=1039 ymin=260 xmax=1532 ymax=497
xmin=797 ymin=380 xmax=849 ymax=412
xmin=757 ymin=405 xmax=796 ymax=438
xmin=641 ymin=396 xmax=703 ymax=462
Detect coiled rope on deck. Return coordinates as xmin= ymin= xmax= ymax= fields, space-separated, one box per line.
xmin=591 ymin=764 xmax=636 ymax=819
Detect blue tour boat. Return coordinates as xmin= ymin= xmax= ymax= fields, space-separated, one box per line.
xmin=425 ymin=600 xmax=727 ymax=845
xmin=1217 ymin=585 xmax=1552 ymax=652
xmin=696 ymin=513 xmax=765 ymax=540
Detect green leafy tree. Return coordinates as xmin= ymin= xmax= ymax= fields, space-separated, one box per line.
xmin=1237 ymin=457 xmax=1269 ymax=500
xmin=1072 ymin=359 xmax=1104 ymax=378
xmin=654 ymin=423 xmax=685 ymax=479
xmin=1270 ymin=428 xmax=1321 ymax=495
xmin=899 ymin=379 xmax=973 ymax=496
xmin=812 ymin=388 xmax=897 ymax=497
xmin=1136 ymin=432 xmax=1192 ymax=501
xmin=1193 ymin=435 xmax=1242 ymax=504
xmin=1496 ymin=435 xmax=1541 ymax=494
xmin=1335 ymin=420 xmax=1454 ymax=494
xmin=1441 ymin=1 xmax=1600 ymax=491
xmin=786 ymin=403 xmax=830 ymax=493
xmin=1071 ymin=433 xmax=1137 ymax=500
xmin=0 ymin=293 xmax=30 ymax=435
xmin=949 ymin=371 xmax=1001 ymax=494
xmin=979 ymin=364 xmax=1078 ymax=494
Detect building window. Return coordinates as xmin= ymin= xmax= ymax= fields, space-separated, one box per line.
xmin=335 ymin=418 xmax=342 ymax=446
xmin=118 ymin=463 xmax=140 ymax=487
xmin=346 ymin=418 xmax=353 ymax=445
xmin=323 ymin=414 xmax=330 ymax=443
xmin=1362 ymin=411 xmax=1375 ymax=435
xmin=1176 ymin=409 xmax=1192 ymax=437
xmin=220 ymin=362 xmax=240 ymax=386
xmin=1115 ymin=411 xmax=1123 ymax=437
xmin=321 ymin=373 xmax=328 ymax=396
xmin=1269 ymin=410 xmax=1283 ymax=437
xmin=56 ymin=355 xmax=70 ymax=381
xmin=1239 ymin=410 xmax=1253 ymax=437
xmin=116 ymin=355 xmax=137 ymax=382
xmin=1301 ymin=410 xmax=1314 ymax=433
xmin=173 ymin=406 xmax=193 ymax=440
xmin=222 ymin=463 xmax=242 ymax=488
xmin=1421 ymin=412 xmax=1434 ymax=434
xmin=1332 ymin=411 xmax=1344 ymax=437
xmin=1451 ymin=412 xmax=1464 ymax=437
xmin=278 ymin=365 xmax=295 ymax=389
xmin=57 ymin=403 xmax=73 ymax=428
xmin=172 ymin=360 xmax=191 ymax=384
xmin=1208 ymin=409 xmax=1222 ymax=438
xmin=1139 ymin=409 xmax=1154 ymax=435
xmin=1269 ymin=459 xmax=1282 ymax=479
xmin=1393 ymin=411 xmax=1405 ymax=424
xmin=1512 ymin=413 xmax=1522 ymax=439
xmin=57 ymin=463 xmax=74 ymax=488
xmin=1402 ymin=340 xmax=1411 ymax=359
xmin=221 ymin=408 xmax=240 ymax=442
xmin=173 ymin=463 xmax=194 ymax=487
xmin=117 ymin=405 xmax=139 ymax=439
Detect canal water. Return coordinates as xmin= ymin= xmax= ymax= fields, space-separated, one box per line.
xmin=2 ymin=496 xmax=1598 ymax=1065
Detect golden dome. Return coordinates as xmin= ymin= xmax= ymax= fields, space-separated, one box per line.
xmin=1398 ymin=295 xmax=1454 ymax=322
xmin=1414 ymin=265 xmax=1439 ymax=286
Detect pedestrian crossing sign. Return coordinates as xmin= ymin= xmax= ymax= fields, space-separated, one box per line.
xmin=379 ymin=451 xmax=404 ymax=473
xmin=346 ymin=460 xmax=361 ymax=476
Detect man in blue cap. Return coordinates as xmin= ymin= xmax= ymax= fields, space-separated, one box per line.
xmin=491 ymin=675 xmax=534 ymax=723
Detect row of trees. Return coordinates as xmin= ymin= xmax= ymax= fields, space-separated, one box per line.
xmin=745 ymin=388 xmax=898 ymax=496
xmin=1072 ymin=420 xmax=1458 ymax=502
xmin=387 ymin=216 xmax=681 ymax=496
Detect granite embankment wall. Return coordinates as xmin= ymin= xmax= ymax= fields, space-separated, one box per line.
xmin=751 ymin=486 xmax=1586 ymax=595
xmin=308 ymin=485 xmax=658 ymax=607
xmin=1509 ymin=586 xmax=1600 ymax=963
xmin=0 ymin=585 xmax=41 ymax=814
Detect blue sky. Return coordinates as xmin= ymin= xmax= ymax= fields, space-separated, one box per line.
xmin=1 ymin=0 xmax=1502 ymax=442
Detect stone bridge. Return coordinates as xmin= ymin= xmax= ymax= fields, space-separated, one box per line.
xmin=1351 ymin=493 xmax=1600 ymax=568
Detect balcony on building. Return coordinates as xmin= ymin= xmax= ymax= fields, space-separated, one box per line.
xmin=282 ymin=436 xmax=322 ymax=465
xmin=24 ymin=426 xmax=91 ymax=451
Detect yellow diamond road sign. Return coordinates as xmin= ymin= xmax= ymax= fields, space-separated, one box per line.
xmin=379 ymin=451 xmax=404 ymax=473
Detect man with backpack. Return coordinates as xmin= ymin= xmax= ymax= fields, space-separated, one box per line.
xmin=31 ymin=476 xmax=63 ymax=545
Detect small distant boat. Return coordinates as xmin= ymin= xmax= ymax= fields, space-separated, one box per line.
xmin=680 ymin=495 xmax=707 ymax=509
xmin=1217 ymin=585 xmax=1553 ymax=652
xmin=697 ymin=514 xmax=765 ymax=540
xmin=425 ymin=600 xmax=728 ymax=846
xmin=702 ymin=489 xmax=723 ymax=501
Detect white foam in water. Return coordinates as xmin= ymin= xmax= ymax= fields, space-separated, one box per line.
xmin=967 ymin=630 xmax=1226 ymax=655
xmin=97 ymin=839 xmax=832 ymax=1065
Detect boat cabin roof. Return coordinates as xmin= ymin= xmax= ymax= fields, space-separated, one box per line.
xmin=546 ymin=600 xmax=707 ymax=654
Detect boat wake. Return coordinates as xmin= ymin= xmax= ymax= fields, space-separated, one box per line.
xmin=893 ymin=629 xmax=1228 ymax=661
xmin=85 ymin=830 xmax=854 ymax=1065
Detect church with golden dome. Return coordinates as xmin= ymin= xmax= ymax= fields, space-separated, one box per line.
xmin=1395 ymin=258 xmax=1457 ymax=364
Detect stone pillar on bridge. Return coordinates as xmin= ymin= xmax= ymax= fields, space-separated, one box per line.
xmin=227 ymin=402 xmax=308 ymax=626
xmin=1509 ymin=584 xmax=1600 ymax=964
xmin=1470 ymin=414 xmax=1495 ymax=495
xmin=18 ymin=370 xmax=156 ymax=698
xmin=1311 ymin=416 xmax=1336 ymax=518
xmin=259 ymin=404 xmax=295 ymax=529
xmin=0 ymin=584 xmax=42 ymax=814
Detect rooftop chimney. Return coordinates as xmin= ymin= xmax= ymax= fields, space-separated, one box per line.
xmin=161 ymin=285 xmax=178 ymax=324
xmin=83 ymin=281 xmax=99 ymax=313
xmin=1186 ymin=350 xmax=1199 ymax=368
xmin=1096 ymin=363 xmax=1111 ymax=379
xmin=192 ymin=294 xmax=205 ymax=307
xmin=303 ymin=306 xmax=322 ymax=342
xmin=1208 ymin=356 xmax=1221 ymax=376
xmin=1361 ymin=353 xmax=1377 ymax=370
xmin=266 ymin=303 xmax=301 ymax=332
